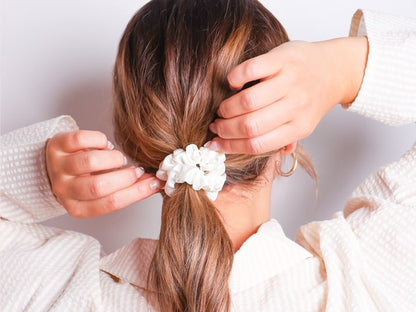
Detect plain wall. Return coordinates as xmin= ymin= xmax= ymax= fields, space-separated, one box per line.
xmin=2 ymin=0 xmax=415 ymax=254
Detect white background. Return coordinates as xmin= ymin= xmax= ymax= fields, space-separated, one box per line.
xmin=2 ymin=0 xmax=415 ymax=254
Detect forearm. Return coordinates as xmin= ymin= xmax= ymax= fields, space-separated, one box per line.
xmin=318 ymin=36 xmax=369 ymax=106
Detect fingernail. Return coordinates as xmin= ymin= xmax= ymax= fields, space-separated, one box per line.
xmin=135 ymin=167 xmax=145 ymax=179
xmin=150 ymin=179 xmax=161 ymax=190
xmin=229 ymin=83 xmax=240 ymax=91
xmin=107 ymin=140 xmax=115 ymax=150
xmin=123 ymin=156 xmax=128 ymax=166
xmin=205 ymin=141 xmax=220 ymax=151
xmin=209 ymin=123 xmax=217 ymax=134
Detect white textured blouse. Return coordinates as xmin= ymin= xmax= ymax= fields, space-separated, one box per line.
xmin=1 ymin=9 xmax=416 ymax=312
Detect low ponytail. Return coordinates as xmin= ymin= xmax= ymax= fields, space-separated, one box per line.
xmin=113 ymin=0 xmax=299 ymax=311
xmin=148 ymin=184 xmax=233 ymax=312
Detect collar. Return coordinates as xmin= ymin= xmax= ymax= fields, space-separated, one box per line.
xmin=99 ymin=219 xmax=313 ymax=292
xmin=100 ymin=237 xmax=157 ymax=288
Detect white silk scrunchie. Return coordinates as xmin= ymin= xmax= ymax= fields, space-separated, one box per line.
xmin=156 ymin=144 xmax=226 ymax=201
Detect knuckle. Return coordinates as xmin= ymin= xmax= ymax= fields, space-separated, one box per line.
xmin=50 ymin=132 xmax=65 ymax=145
xmin=242 ymin=117 xmax=259 ymax=137
xmin=89 ymin=178 xmax=105 ymax=198
xmin=285 ymin=53 xmax=297 ymax=66
xmin=46 ymin=147 xmax=57 ymax=162
xmin=67 ymin=205 xmax=84 ymax=219
xmin=217 ymin=104 xmax=228 ymax=118
xmin=247 ymin=138 xmax=263 ymax=154
xmin=72 ymin=131 xmax=86 ymax=147
xmin=51 ymin=183 xmax=64 ymax=198
xmin=286 ymin=50 xmax=303 ymax=66
xmin=297 ymin=95 xmax=310 ymax=109
xmin=215 ymin=121 xmax=224 ymax=137
xmin=243 ymin=60 xmax=257 ymax=79
xmin=48 ymin=135 xmax=66 ymax=155
xmin=46 ymin=137 xmax=56 ymax=152
xmin=106 ymin=194 xmax=119 ymax=211
xmin=133 ymin=183 xmax=145 ymax=199
xmin=240 ymin=90 xmax=255 ymax=111
xmin=227 ymin=72 xmax=236 ymax=88
xmin=217 ymin=139 xmax=230 ymax=153
xmin=51 ymin=177 xmax=66 ymax=197
xmin=80 ymin=153 xmax=95 ymax=171
xmin=130 ymin=168 xmax=140 ymax=182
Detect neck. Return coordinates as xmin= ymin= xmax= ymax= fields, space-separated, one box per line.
xmin=214 ymin=180 xmax=272 ymax=252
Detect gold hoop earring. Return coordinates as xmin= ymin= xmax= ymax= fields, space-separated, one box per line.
xmin=276 ymin=152 xmax=298 ymax=177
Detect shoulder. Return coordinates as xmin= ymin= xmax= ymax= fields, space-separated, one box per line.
xmin=296 ymin=189 xmax=416 ymax=309
xmin=0 ymin=220 xmax=102 ymax=310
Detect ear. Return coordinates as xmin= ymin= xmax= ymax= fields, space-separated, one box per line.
xmin=281 ymin=142 xmax=297 ymax=155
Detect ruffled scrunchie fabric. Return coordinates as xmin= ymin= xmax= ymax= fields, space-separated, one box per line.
xmin=156 ymin=144 xmax=226 ymax=201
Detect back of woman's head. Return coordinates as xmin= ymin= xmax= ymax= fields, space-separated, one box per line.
xmin=113 ymin=0 xmax=289 ymax=311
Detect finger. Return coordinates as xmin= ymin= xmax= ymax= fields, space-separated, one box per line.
xmin=211 ymin=98 xmax=294 ymax=139
xmin=66 ymin=176 xmax=162 ymax=218
xmin=208 ymin=123 xmax=299 ymax=155
xmin=217 ymin=76 xmax=288 ymax=118
xmin=227 ymin=49 xmax=283 ymax=90
xmin=54 ymin=130 xmax=109 ymax=153
xmin=69 ymin=166 xmax=145 ymax=200
xmin=63 ymin=149 xmax=127 ymax=175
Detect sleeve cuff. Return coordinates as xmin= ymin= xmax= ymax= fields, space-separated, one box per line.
xmin=345 ymin=9 xmax=416 ymax=126
xmin=1 ymin=116 xmax=79 ymax=223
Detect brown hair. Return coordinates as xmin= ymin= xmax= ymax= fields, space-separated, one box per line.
xmin=113 ymin=0 xmax=314 ymax=311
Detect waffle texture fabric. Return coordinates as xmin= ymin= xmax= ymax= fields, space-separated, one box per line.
xmin=1 ymin=9 xmax=415 ymax=312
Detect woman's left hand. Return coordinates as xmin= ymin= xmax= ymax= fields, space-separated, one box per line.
xmin=46 ymin=130 xmax=161 ymax=218
xmin=207 ymin=37 xmax=368 ymax=154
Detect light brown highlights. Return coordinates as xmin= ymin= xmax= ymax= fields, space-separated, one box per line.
xmin=113 ymin=0 xmax=314 ymax=311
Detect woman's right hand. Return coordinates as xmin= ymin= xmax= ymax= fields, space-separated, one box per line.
xmin=208 ymin=37 xmax=369 ymax=154
xmin=45 ymin=130 xmax=161 ymax=218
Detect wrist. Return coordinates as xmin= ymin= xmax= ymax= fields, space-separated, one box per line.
xmin=328 ymin=36 xmax=369 ymax=105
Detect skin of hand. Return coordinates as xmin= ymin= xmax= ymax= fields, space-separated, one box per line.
xmin=45 ymin=130 xmax=161 ymax=218
xmin=207 ymin=37 xmax=369 ymax=154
